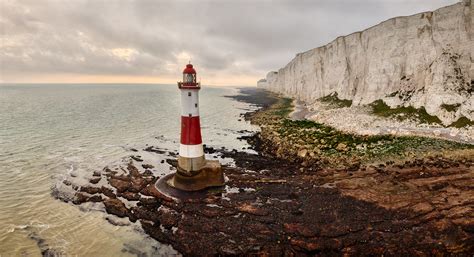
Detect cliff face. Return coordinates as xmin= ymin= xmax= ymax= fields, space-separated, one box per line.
xmin=258 ymin=0 xmax=473 ymax=126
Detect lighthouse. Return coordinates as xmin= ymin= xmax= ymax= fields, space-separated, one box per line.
xmin=167 ymin=63 xmax=225 ymax=191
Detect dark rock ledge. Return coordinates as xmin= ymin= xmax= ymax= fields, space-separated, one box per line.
xmin=60 ymin=144 xmax=473 ymax=256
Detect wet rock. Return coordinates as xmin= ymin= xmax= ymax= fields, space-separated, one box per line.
xmin=131 ymin=155 xmax=143 ymax=162
xmin=142 ymin=164 xmax=154 ymax=169
xmin=109 ymin=178 xmax=130 ymax=193
xmin=101 ymin=186 xmax=116 ymax=198
xmin=93 ymin=171 xmax=101 ymax=177
xmin=130 ymin=207 xmax=160 ymax=222
xmin=130 ymin=176 xmax=148 ymax=193
xmin=290 ymin=238 xmax=320 ymax=252
xmin=159 ymin=211 xmax=179 ymax=229
xmin=237 ymin=203 xmax=269 ymax=216
xmin=144 ymin=146 xmax=166 ymax=154
xmin=120 ymin=191 xmax=140 ymax=201
xmin=89 ymin=177 xmax=101 ymax=184
xmin=200 ymin=208 xmax=221 ymax=218
xmin=104 ymin=167 xmax=116 ymax=176
xmin=88 ymin=195 xmax=102 ymax=202
xmin=127 ymin=163 xmax=141 ymax=177
xmin=143 ymin=169 xmax=154 ymax=176
xmin=104 ymin=198 xmax=129 ymax=217
xmin=219 ymin=245 xmax=241 ymax=255
xmin=284 ymin=223 xmax=317 ymax=237
xmin=139 ymin=196 xmax=159 ymax=206
xmin=72 ymin=192 xmax=89 ymax=205
xmin=80 ymin=186 xmax=101 ymax=195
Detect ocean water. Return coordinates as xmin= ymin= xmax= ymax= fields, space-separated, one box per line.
xmin=0 ymin=84 xmax=257 ymax=256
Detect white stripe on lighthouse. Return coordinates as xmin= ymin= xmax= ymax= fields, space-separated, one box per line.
xmin=180 ymin=89 xmax=200 ymax=117
xmin=179 ymin=143 xmax=204 ymax=158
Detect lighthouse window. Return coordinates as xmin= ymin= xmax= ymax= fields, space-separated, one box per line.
xmin=188 ymin=92 xmax=191 ymax=96
xmin=195 ymin=103 xmax=198 ymax=107
xmin=184 ymin=74 xmax=194 ymax=83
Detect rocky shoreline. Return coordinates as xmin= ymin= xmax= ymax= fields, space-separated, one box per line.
xmin=56 ymin=88 xmax=473 ymax=256
xmin=292 ymin=100 xmax=474 ymax=144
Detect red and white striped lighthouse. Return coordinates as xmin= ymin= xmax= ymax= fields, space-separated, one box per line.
xmin=167 ymin=63 xmax=225 ymax=191
xmin=177 ymin=64 xmax=205 ymax=173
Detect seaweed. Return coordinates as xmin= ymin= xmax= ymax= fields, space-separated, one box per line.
xmin=370 ymin=100 xmax=442 ymax=125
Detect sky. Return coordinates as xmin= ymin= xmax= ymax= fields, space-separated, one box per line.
xmin=0 ymin=0 xmax=459 ymax=86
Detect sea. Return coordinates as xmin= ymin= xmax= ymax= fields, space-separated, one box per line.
xmin=0 ymin=84 xmax=258 ymax=256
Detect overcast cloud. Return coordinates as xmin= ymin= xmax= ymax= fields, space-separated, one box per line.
xmin=0 ymin=0 xmax=459 ymax=85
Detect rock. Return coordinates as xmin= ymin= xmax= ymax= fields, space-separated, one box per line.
xmin=130 ymin=207 xmax=160 ymax=222
xmin=88 ymin=195 xmax=102 ymax=202
xmin=101 ymin=186 xmax=116 ymax=198
xmin=89 ymin=177 xmax=101 ymax=184
xmin=258 ymin=1 xmax=474 ymax=126
xmin=284 ymin=223 xmax=317 ymax=237
xmin=130 ymin=176 xmax=148 ymax=193
xmin=297 ymin=149 xmax=308 ymax=158
xmin=109 ymin=178 xmax=130 ymax=193
xmin=142 ymin=164 xmax=154 ymax=169
xmin=92 ymin=171 xmax=101 ymax=177
xmin=104 ymin=198 xmax=128 ymax=217
xmin=103 ymin=167 xmax=116 ymax=176
xmin=72 ymin=192 xmax=89 ymax=205
xmin=139 ymin=197 xmax=159 ymax=206
xmin=80 ymin=186 xmax=101 ymax=195
xmin=237 ymin=203 xmax=269 ymax=216
xmin=131 ymin=156 xmax=143 ymax=162
xmin=159 ymin=211 xmax=179 ymax=228
xmin=120 ymin=191 xmax=140 ymax=201
xmin=127 ymin=163 xmax=141 ymax=177
xmin=336 ymin=143 xmax=348 ymax=152
xmin=290 ymin=238 xmax=320 ymax=252
xmin=144 ymin=146 xmax=166 ymax=154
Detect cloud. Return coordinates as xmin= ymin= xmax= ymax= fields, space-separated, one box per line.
xmin=0 ymin=0 xmax=459 ymax=85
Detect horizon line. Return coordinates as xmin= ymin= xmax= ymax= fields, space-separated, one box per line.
xmin=0 ymin=82 xmax=256 ymax=87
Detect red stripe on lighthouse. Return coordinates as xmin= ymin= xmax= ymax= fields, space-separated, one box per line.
xmin=180 ymin=116 xmax=202 ymax=145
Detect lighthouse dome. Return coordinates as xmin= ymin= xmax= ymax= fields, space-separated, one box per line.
xmin=183 ymin=64 xmax=196 ymax=74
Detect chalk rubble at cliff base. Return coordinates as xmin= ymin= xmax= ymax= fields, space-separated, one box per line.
xmin=292 ymin=100 xmax=474 ymax=144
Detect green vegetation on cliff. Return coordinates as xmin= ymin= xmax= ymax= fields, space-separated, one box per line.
xmin=251 ymin=96 xmax=473 ymax=168
xmin=370 ymin=100 xmax=443 ymax=125
xmin=370 ymin=100 xmax=473 ymax=128
xmin=319 ymin=93 xmax=352 ymax=108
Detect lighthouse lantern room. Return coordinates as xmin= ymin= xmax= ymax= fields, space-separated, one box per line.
xmin=166 ymin=63 xmax=225 ymax=191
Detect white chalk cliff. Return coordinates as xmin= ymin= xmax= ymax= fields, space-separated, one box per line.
xmin=258 ymin=0 xmax=473 ymax=126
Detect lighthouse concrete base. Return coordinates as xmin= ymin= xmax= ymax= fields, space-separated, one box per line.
xmin=167 ymin=160 xmax=225 ymax=191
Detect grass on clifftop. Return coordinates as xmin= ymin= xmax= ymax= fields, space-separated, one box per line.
xmin=252 ymin=97 xmax=473 ymax=167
